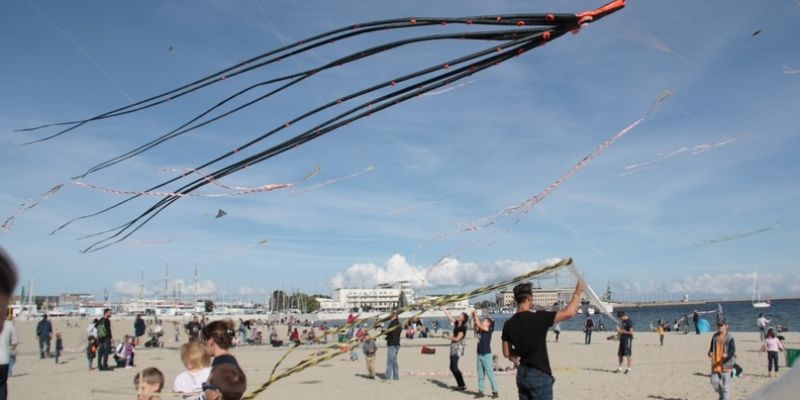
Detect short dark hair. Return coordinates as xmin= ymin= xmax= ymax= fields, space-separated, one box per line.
xmin=203 ymin=320 xmax=236 ymax=349
xmin=0 ymin=247 xmax=18 ymax=296
xmin=208 ymin=364 xmax=247 ymax=400
xmin=616 ymin=311 xmax=625 ymax=318
xmin=513 ymin=283 xmax=533 ymax=304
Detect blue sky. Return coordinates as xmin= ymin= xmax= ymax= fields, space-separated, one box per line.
xmin=1 ymin=0 xmax=798 ymax=301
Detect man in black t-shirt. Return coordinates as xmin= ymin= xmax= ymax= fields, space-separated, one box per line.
xmin=616 ymin=311 xmax=634 ymax=374
xmin=502 ymin=280 xmax=585 ymax=400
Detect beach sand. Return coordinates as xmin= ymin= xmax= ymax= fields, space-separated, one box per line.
xmin=6 ymin=318 xmax=798 ymax=399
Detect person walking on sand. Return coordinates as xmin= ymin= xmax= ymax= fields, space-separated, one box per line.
xmin=36 ymin=314 xmax=53 ymax=359
xmin=583 ymin=316 xmax=594 ymax=345
xmin=502 ymin=280 xmax=585 ymax=400
xmin=134 ymin=314 xmax=146 ymax=346
xmin=759 ymin=328 xmax=784 ymax=377
xmin=656 ymin=321 xmax=665 ymax=347
xmin=708 ymin=318 xmax=735 ymax=400
xmin=54 ymin=331 xmax=63 ymax=364
xmin=615 ymin=311 xmax=634 ymax=374
xmin=383 ymin=314 xmax=401 ymax=381
xmin=444 ymin=309 xmax=469 ymax=391
xmin=472 ymin=309 xmax=499 ymax=399
xmin=756 ymin=314 xmax=770 ymax=341
xmin=693 ymin=311 xmax=700 ymax=335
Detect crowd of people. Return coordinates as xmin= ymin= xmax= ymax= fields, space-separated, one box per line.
xmin=0 ymin=246 xmax=795 ymax=400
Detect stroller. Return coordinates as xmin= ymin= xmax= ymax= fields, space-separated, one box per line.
xmin=144 ymin=324 xmax=164 ymax=348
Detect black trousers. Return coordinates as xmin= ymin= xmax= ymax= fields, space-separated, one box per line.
xmin=449 ymin=355 xmax=465 ymax=388
xmin=0 ymin=364 xmax=8 ymax=400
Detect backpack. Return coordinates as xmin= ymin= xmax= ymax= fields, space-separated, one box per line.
xmin=97 ymin=321 xmax=109 ymax=339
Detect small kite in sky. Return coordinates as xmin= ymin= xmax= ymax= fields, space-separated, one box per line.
xmin=751 ymin=30 xmax=761 ymax=37
xmin=215 ymin=209 xmax=228 ymax=219
xmin=20 ymin=0 xmax=628 ymax=252
xmin=694 ymin=223 xmax=780 ymax=247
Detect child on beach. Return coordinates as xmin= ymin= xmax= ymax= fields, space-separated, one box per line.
xmin=54 ymin=331 xmax=63 ymax=364
xmin=759 ymin=328 xmax=784 ymax=377
xmin=86 ymin=335 xmax=97 ymax=370
xmin=656 ymin=323 xmax=665 ymax=346
xmin=362 ymin=336 xmax=377 ymax=379
xmin=173 ymin=340 xmax=212 ymax=399
xmin=134 ymin=367 xmax=165 ymax=400
xmin=124 ymin=335 xmax=135 ymax=368
xmin=553 ymin=322 xmax=561 ymax=343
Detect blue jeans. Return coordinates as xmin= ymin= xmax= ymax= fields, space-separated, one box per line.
xmin=385 ymin=345 xmax=399 ymax=380
xmin=477 ymin=353 xmax=498 ymax=393
xmin=516 ymin=365 xmax=553 ymax=400
xmin=710 ymin=372 xmax=730 ymax=400
xmin=38 ymin=336 xmax=50 ymax=358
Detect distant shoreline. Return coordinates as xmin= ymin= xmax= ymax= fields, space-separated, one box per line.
xmin=614 ymin=297 xmax=800 ymax=309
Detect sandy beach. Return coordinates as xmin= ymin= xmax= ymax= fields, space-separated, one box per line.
xmin=6 ymin=318 xmax=798 ymax=399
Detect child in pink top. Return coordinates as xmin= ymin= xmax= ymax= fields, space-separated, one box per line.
xmin=759 ymin=328 xmax=785 ymax=377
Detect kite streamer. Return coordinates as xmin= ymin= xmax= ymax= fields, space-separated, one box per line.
xmin=388 ymin=198 xmax=442 ymax=216
xmin=694 ymin=223 xmax=780 ymax=247
xmin=72 ymin=180 xmax=292 ymax=198
xmin=424 ymin=89 xmax=670 ymax=247
xmin=0 ymin=184 xmax=64 ymax=233
xmin=783 ymin=65 xmax=800 ymax=75
xmin=420 ymin=79 xmax=477 ymax=97
xmin=33 ymin=0 xmax=627 ymax=252
xmin=290 ymin=165 xmax=374 ymax=196
xmin=615 ymin=135 xmax=741 ymax=177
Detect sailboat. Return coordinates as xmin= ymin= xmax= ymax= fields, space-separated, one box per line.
xmin=752 ymin=272 xmax=771 ymax=308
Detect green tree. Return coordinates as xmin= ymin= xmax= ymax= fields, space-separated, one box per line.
xmin=271 ymin=290 xmax=289 ymax=310
xmin=398 ymin=291 xmax=408 ymax=309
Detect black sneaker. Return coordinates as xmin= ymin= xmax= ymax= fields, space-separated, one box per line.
xmin=491 ymin=393 xmax=499 ymax=399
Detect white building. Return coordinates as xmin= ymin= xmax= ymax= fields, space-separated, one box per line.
xmin=318 ymin=281 xmax=414 ymax=312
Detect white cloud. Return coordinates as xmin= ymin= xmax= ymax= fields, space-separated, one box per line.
xmin=330 ymin=254 xmax=562 ymax=290
xmin=616 ymin=272 xmax=799 ymax=297
xmin=113 ymin=280 xmax=152 ymax=297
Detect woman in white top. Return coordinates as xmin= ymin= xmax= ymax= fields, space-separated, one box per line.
xmin=173 ymin=340 xmax=212 ymax=399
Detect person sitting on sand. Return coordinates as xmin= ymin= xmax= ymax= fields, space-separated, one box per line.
xmin=173 ymin=340 xmax=212 ymax=399
xmin=134 ymin=367 xmax=164 ymax=400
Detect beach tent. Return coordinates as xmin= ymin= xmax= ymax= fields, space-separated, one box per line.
xmin=697 ymin=318 xmax=711 ymax=333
